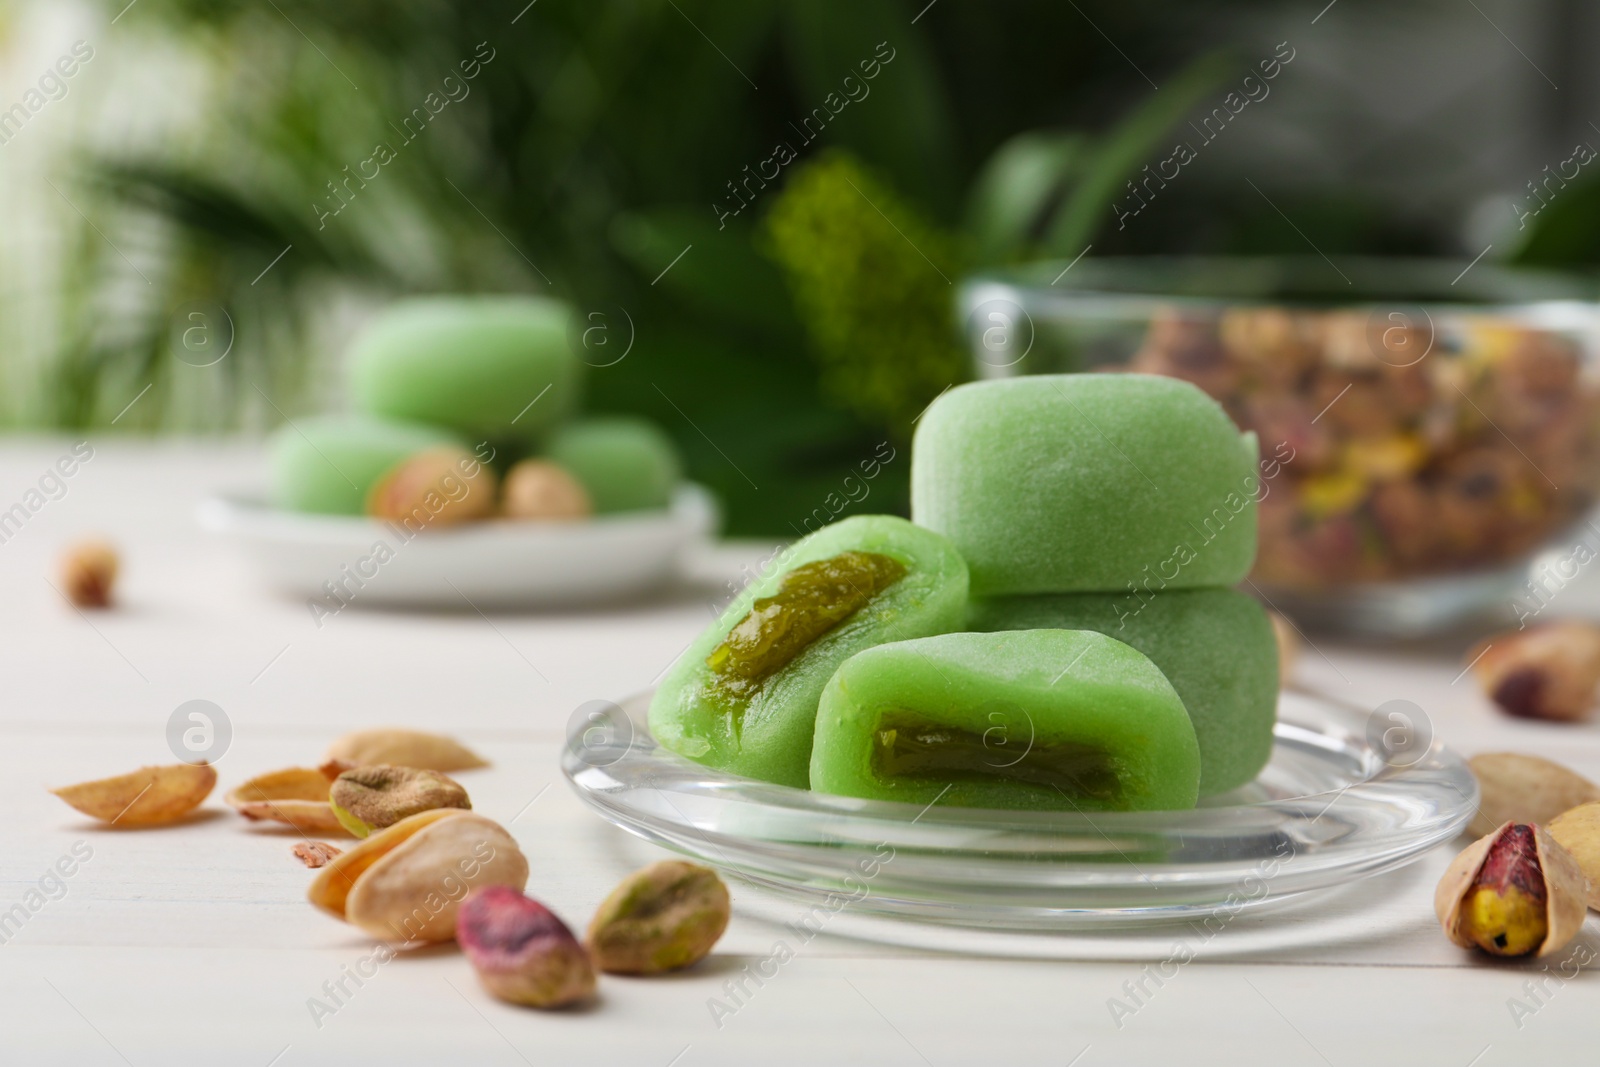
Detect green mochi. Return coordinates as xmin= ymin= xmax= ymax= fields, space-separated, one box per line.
xmin=911 ymin=373 xmax=1260 ymax=595
xmin=648 ymin=515 xmax=968 ymax=788
xmin=348 ymin=295 xmax=582 ymax=441
xmin=967 ymin=589 xmax=1278 ymax=795
xmin=810 ymin=630 xmax=1201 ymax=812
xmin=269 ymin=415 xmax=461 ymax=515
xmin=545 ymin=417 xmax=681 ymax=514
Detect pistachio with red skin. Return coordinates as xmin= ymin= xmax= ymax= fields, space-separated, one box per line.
xmin=586 ymin=861 xmax=730 ymax=974
xmin=1467 ymin=621 xmax=1600 ymax=722
xmin=458 ymin=886 xmax=596 ymax=1008
xmin=1435 ymin=821 xmax=1586 ymax=957
xmin=366 ymin=448 xmax=497 ymax=527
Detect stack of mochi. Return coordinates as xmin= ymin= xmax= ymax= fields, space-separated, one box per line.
xmin=651 ymin=373 xmax=1279 ymax=812
xmin=269 ymin=295 xmax=683 ymax=527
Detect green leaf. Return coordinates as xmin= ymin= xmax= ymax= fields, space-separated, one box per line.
xmin=781 ymin=0 xmax=958 ymax=214
xmin=1043 ymin=50 xmax=1233 ymax=256
xmin=964 ymin=131 xmax=1089 ymax=263
xmin=608 ymin=207 xmax=795 ymax=333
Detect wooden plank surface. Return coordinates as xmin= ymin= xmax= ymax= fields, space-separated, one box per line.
xmin=0 ymin=441 xmax=1594 ymax=1064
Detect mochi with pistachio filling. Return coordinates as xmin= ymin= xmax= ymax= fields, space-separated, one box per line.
xmin=967 ymin=588 xmax=1278 ymax=796
xmin=809 ymin=629 xmax=1201 ymax=812
xmin=648 ymin=515 xmax=968 ymax=788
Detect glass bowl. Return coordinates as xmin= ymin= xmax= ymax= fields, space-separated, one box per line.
xmin=958 ymin=257 xmax=1600 ymax=635
xmin=562 ymin=688 xmax=1476 ymax=931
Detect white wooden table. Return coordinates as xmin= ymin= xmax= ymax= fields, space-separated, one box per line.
xmin=1 ymin=440 xmax=1595 ymax=1065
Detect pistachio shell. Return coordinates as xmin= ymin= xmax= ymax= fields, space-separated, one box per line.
xmin=1467 ymin=753 xmax=1600 ymax=837
xmin=500 ymin=460 xmax=591 ymax=521
xmin=1537 ymin=830 xmax=1588 ymax=955
xmin=308 ymin=808 xmax=463 ymax=919
xmin=225 ymin=766 xmax=347 ymax=835
xmin=1435 ymin=821 xmax=1587 ymax=957
xmin=324 ymin=728 xmax=488 ymax=772
xmin=50 ymin=763 xmax=215 ymax=825
xmin=308 ymin=810 xmax=528 ymax=944
xmin=1545 ymin=802 xmax=1600 ymax=911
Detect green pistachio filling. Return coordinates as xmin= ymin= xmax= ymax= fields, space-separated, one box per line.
xmin=707 ymin=551 xmax=906 ymax=700
xmin=870 ymin=711 xmax=1121 ymax=800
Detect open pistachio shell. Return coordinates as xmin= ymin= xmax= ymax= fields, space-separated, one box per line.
xmin=225 ymin=766 xmax=347 ymax=835
xmin=308 ymin=809 xmax=527 ymax=944
xmin=308 ymin=808 xmax=462 ymax=919
xmin=1435 ymin=821 xmax=1587 ymax=957
xmin=1546 ymin=802 xmax=1600 ymax=911
xmin=323 ymin=728 xmax=488 ymax=772
xmin=50 ymin=763 xmax=215 ymax=825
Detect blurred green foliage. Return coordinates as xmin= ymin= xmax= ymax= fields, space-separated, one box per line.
xmin=762 ymin=152 xmax=966 ymax=431
xmin=56 ymin=0 xmax=1438 ymax=534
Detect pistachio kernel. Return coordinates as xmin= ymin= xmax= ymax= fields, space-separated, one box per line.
xmin=1458 ymin=824 xmax=1549 ymax=955
xmin=329 ymin=764 xmax=471 ymax=838
xmin=1435 ymin=821 xmax=1588 ymax=958
xmin=586 ymin=860 xmax=730 ymax=975
xmin=458 ymin=886 xmax=597 ymax=1008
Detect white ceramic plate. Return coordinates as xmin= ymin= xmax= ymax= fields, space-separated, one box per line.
xmin=197 ymin=483 xmax=718 ymax=609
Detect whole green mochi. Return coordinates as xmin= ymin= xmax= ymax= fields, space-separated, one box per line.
xmin=269 ymin=414 xmax=461 ymax=515
xmin=911 ymin=373 xmax=1260 ymax=595
xmin=545 ymin=417 xmax=681 ymax=514
xmin=348 ymin=295 xmax=582 ymax=441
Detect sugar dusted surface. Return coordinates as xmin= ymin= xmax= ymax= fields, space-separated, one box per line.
xmin=911 ymin=374 xmax=1259 ymax=595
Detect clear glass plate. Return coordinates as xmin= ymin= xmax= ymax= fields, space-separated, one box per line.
xmin=562 ymin=688 xmax=1478 ymax=930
